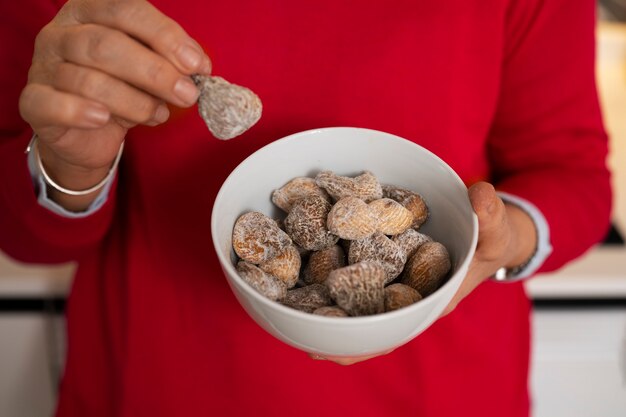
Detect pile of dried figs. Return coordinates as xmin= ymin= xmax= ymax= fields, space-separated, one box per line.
xmin=232 ymin=171 xmax=451 ymax=317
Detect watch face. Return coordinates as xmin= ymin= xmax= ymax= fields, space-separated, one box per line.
xmin=493 ymin=267 xmax=509 ymax=282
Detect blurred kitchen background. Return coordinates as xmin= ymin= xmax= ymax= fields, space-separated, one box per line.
xmin=1 ymin=2 xmax=626 ymax=416
xmin=525 ymin=2 xmax=626 ymax=415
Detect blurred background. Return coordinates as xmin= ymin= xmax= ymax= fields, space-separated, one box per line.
xmin=525 ymin=1 xmax=626 ymax=415
xmin=1 ymin=2 xmax=625 ymax=416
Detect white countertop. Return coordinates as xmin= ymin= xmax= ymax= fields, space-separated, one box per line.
xmin=525 ymin=247 xmax=626 ymax=299
xmin=0 ymin=252 xmax=74 ymax=297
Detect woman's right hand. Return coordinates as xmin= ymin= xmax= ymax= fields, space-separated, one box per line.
xmin=19 ymin=0 xmax=211 ymax=210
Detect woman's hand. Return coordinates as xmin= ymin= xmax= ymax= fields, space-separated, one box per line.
xmin=311 ymin=181 xmax=538 ymax=365
xmin=19 ymin=0 xmax=211 ymax=210
xmin=440 ymin=181 xmax=537 ymax=316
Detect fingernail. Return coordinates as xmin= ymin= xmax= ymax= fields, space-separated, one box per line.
xmin=177 ymin=44 xmax=202 ymax=71
xmin=174 ymin=78 xmax=200 ymax=106
xmin=200 ymin=57 xmax=212 ymax=74
xmin=84 ymin=105 xmax=110 ymax=127
xmin=153 ymin=104 xmax=170 ymax=124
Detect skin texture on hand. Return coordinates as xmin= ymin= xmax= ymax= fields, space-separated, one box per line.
xmin=19 ymin=0 xmax=212 ymax=211
xmin=311 ymin=181 xmax=538 ymax=365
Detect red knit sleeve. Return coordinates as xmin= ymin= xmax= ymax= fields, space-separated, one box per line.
xmin=0 ymin=0 xmax=117 ymax=264
xmin=489 ymin=0 xmax=612 ymax=273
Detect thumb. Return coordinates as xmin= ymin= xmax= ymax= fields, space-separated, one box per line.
xmin=440 ymin=182 xmax=510 ymax=317
xmin=468 ymin=182 xmax=509 ymax=263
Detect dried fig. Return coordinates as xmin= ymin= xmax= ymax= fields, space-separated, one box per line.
xmin=368 ymin=198 xmax=413 ymax=235
xmin=192 ymin=75 xmax=262 ymax=140
xmin=233 ymin=212 xmax=292 ymax=264
xmin=285 ymin=195 xmax=338 ymax=251
xmin=401 ymin=242 xmax=451 ymax=296
xmin=327 ymin=197 xmax=378 ymax=240
xmin=349 ymin=232 xmax=407 ymax=284
xmin=316 ymin=171 xmax=383 ymax=203
xmin=384 ymin=283 xmax=422 ymax=312
xmin=382 ymin=185 xmax=429 ymax=228
xmin=236 ymin=261 xmax=287 ymax=301
xmin=282 ymin=283 xmax=332 ymax=313
xmin=259 ymin=245 xmax=301 ymax=288
xmin=272 ymin=177 xmax=331 ymax=213
xmin=326 ymin=262 xmax=386 ymax=316
xmin=302 ymin=245 xmax=346 ymax=285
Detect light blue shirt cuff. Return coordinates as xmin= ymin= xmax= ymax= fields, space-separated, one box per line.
xmin=496 ymin=191 xmax=553 ymax=280
xmin=27 ymin=146 xmax=115 ymax=219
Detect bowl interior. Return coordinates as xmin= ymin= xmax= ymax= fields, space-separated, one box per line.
xmin=211 ymin=127 xmax=478 ymax=355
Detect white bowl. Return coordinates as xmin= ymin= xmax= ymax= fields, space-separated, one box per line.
xmin=211 ymin=127 xmax=478 ymax=357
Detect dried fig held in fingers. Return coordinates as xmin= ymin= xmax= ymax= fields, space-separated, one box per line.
xmin=233 ymin=212 xmax=292 ymax=264
xmin=192 ymin=75 xmax=262 ymax=140
xmin=237 ymin=261 xmax=287 ymax=301
xmin=401 ymin=242 xmax=451 ymax=296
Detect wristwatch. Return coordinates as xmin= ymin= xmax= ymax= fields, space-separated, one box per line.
xmin=492 ymin=265 xmax=526 ymax=282
xmin=492 ymin=248 xmax=537 ymax=282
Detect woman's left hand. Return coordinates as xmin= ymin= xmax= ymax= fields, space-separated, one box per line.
xmin=440 ymin=181 xmax=537 ymax=315
xmin=310 ymin=181 xmax=538 ymax=365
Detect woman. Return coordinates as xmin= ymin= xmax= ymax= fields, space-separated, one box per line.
xmin=0 ymin=0 xmax=611 ymax=416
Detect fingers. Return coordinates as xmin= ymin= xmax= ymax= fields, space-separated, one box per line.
xmin=59 ymin=24 xmax=199 ymax=107
xmin=72 ymin=0 xmax=211 ymax=74
xmin=53 ymin=62 xmax=170 ymax=126
xmin=309 ymin=354 xmax=363 ymax=366
xmin=19 ymin=83 xmax=110 ymax=133
xmin=308 ymin=349 xmax=394 ymax=365
xmin=24 ymin=0 xmax=211 ymax=139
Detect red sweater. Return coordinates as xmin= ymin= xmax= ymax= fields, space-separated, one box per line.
xmin=0 ymin=1 xmax=611 ymax=416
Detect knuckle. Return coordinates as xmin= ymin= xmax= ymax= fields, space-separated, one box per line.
xmin=158 ymin=24 xmax=186 ymax=54
xmin=163 ymin=33 xmax=183 ymax=56
xmin=27 ymin=61 xmax=52 ymax=85
xmin=69 ymin=0 xmax=91 ymax=22
xmin=53 ymin=63 xmax=104 ymax=99
xmin=33 ymin=23 xmax=55 ymax=53
xmin=84 ymin=28 xmax=116 ymax=64
xmin=18 ymin=85 xmax=38 ymax=121
xmin=79 ymin=70 xmax=107 ymax=98
xmin=133 ymin=97 xmax=159 ymax=122
xmin=104 ymin=0 xmax=140 ymax=22
xmin=143 ymin=59 xmax=170 ymax=85
xmin=53 ymin=62 xmax=73 ymax=87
